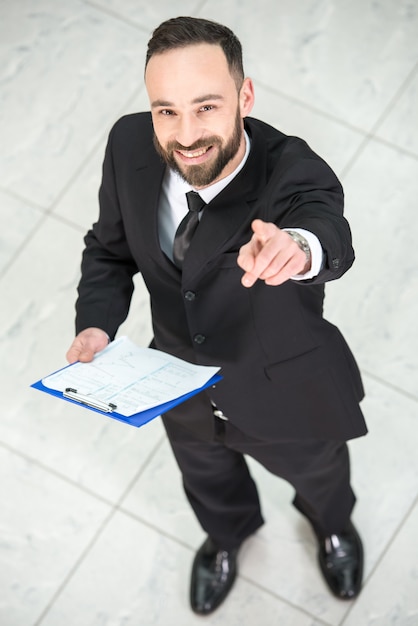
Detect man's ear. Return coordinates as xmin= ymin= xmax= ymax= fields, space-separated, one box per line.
xmin=239 ymin=77 xmax=255 ymax=117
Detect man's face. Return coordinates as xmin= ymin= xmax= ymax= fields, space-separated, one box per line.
xmin=145 ymin=43 xmax=254 ymax=189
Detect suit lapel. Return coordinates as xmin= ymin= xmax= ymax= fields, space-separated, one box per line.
xmin=132 ymin=144 xmax=181 ymax=278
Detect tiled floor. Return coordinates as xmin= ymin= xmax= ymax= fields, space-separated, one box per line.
xmin=1 ymin=1 xmax=417 ymax=625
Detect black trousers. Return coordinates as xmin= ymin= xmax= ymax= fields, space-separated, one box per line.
xmin=162 ymin=412 xmax=356 ymax=549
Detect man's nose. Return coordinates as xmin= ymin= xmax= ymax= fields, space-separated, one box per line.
xmin=175 ymin=114 xmax=203 ymax=148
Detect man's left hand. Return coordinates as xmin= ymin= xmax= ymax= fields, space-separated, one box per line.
xmin=237 ymin=219 xmax=311 ymax=288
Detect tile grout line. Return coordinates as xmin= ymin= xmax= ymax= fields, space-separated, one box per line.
xmin=42 ymin=90 xmax=145 ymax=218
xmin=0 ymin=430 xmax=167 ymax=522
xmin=0 ymin=202 xmax=88 ymax=281
xmin=362 ymin=369 xmax=418 ymax=404
xmin=339 ymin=492 xmax=418 ymax=626
xmin=0 ymin=88 xmax=144 ymax=282
xmin=364 ymin=134 xmax=418 ymax=162
xmin=368 ymin=60 xmax=418 ymax=138
xmin=84 ymin=0 xmax=152 ymax=35
xmin=86 ymin=0 xmax=210 ymax=32
xmin=115 ymin=503 xmax=336 ymax=626
xmin=0 ymin=185 xmax=48 ymax=213
xmin=32 ymin=432 xmax=166 ymax=626
xmin=255 ymin=65 xmax=418 ymax=181
xmin=254 ymin=79 xmax=372 ymax=137
xmin=0 ymin=212 xmax=50 ymax=282
xmin=2 ymin=435 xmax=335 ymax=626
xmin=43 ymin=210 xmax=93 ymax=234
xmin=233 ymin=572 xmax=336 ymax=626
xmin=1 ymin=80 xmax=145 ymax=220
xmin=257 ymin=57 xmax=418 ymax=149
xmin=0 ymin=439 xmax=114 ymax=508
xmin=32 ymin=505 xmax=117 ymax=626
xmin=0 ymin=432 xmax=166 ymax=626
xmin=194 ymin=0 xmax=210 ymax=16
xmin=340 ymin=60 xmax=418 ymax=179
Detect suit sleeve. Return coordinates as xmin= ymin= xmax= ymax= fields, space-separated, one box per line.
xmin=268 ymin=144 xmax=354 ymax=284
xmin=75 ymin=121 xmax=138 ymax=339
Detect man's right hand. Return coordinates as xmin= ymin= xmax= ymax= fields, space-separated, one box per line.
xmin=66 ymin=327 xmax=110 ymax=363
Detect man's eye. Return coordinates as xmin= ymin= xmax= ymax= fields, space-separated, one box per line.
xmin=160 ymin=109 xmax=174 ymax=116
xmin=200 ymin=105 xmax=214 ymax=112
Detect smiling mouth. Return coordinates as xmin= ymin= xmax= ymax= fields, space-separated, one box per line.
xmin=176 ymin=146 xmax=212 ymax=159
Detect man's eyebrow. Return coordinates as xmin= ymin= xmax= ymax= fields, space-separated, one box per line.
xmin=191 ymin=94 xmax=224 ymax=104
xmin=151 ymin=94 xmax=224 ymax=109
xmin=151 ymin=99 xmax=174 ymax=109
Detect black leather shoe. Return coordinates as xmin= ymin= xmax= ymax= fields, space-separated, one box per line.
xmin=318 ymin=522 xmax=363 ymax=599
xmin=190 ymin=537 xmax=239 ymax=615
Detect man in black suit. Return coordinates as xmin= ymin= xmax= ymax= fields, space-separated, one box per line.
xmin=67 ymin=16 xmax=367 ymax=615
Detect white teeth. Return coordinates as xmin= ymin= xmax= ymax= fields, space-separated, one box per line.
xmin=180 ymin=148 xmax=208 ymax=158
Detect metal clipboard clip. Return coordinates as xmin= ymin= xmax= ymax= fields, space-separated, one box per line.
xmin=64 ymin=388 xmax=117 ymax=413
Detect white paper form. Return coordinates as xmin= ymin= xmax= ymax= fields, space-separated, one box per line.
xmin=42 ymin=337 xmax=220 ymax=416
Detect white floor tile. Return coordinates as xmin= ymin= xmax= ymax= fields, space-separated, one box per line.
xmin=325 ymin=139 xmax=418 ymax=398
xmin=0 ymin=191 xmax=45 ymax=275
xmin=251 ymin=82 xmax=366 ymax=177
xmin=376 ymin=66 xmax=418 ymax=157
xmin=121 ymin=438 xmax=204 ymax=546
xmin=52 ymin=76 xmax=151 ymax=231
xmin=39 ymin=510 xmax=324 ymax=626
xmin=343 ymin=501 xmax=418 ymax=626
xmin=0 ymin=446 xmax=110 ymax=626
xmin=1 ymin=0 xmax=148 ymax=208
xmin=197 ymin=0 xmax=418 ymax=131
xmin=90 ymin=0 xmax=205 ymax=30
xmin=50 ymin=143 xmax=109 ymax=230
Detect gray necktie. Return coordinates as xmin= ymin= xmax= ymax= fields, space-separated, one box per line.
xmin=173 ymin=191 xmax=206 ymax=268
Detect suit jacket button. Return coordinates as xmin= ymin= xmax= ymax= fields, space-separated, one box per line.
xmin=184 ymin=290 xmax=196 ymax=301
xmin=332 ymin=258 xmax=340 ymax=269
xmin=194 ymin=334 xmax=206 ymax=345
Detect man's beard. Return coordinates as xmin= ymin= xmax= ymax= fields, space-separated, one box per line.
xmin=153 ymin=109 xmax=243 ymax=188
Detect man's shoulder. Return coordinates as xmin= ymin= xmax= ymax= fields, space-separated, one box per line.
xmin=246 ymin=116 xmax=311 ymax=156
xmin=246 ymin=116 xmax=287 ymax=140
xmin=246 ymin=116 xmax=337 ymax=177
xmin=107 ymin=112 xmax=159 ymax=167
xmin=111 ymin=111 xmax=153 ymax=139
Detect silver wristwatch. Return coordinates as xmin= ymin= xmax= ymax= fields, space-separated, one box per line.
xmin=286 ymin=230 xmax=311 ymax=265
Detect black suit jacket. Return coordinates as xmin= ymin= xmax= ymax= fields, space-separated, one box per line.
xmin=75 ymin=113 xmax=367 ymax=441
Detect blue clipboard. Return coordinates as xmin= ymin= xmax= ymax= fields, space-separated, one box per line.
xmin=31 ymin=372 xmax=223 ymax=428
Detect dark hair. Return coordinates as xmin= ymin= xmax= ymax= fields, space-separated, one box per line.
xmin=145 ymin=16 xmax=244 ymax=88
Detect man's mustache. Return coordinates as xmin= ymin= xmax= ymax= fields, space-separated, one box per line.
xmin=167 ymin=137 xmax=222 ymax=152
